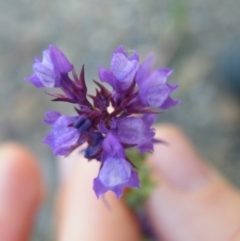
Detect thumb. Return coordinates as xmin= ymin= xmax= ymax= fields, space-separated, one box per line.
xmin=146 ymin=125 xmax=240 ymax=241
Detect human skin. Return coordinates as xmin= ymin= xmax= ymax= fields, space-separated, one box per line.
xmin=0 ymin=125 xmax=240 ymax=241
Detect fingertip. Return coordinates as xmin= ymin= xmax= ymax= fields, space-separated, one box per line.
xmin=150 ymin=124 xmax=210 ymax=190
xmin=0 ymin=142 xmax=44 ymax=241
xmin=0 ymin=142 xmax=44 ymax=199
xmin=57 ymin=150 xmax=141 ymax=241
xmin=146 ymin=125 xmax=240 ymax=241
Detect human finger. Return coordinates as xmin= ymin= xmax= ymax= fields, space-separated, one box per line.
xmin=146 ymin=125 xmax=240 ymax=241
xmin=0 ymin=143 xmax=43 ymax=241
xmin=57 ymin=149 xmax=141 ymax=241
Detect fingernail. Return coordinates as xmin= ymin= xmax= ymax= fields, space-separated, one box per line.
xmin=151 ymin=126 xmax=210 ymax=190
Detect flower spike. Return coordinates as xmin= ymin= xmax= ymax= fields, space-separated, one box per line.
xmin=26 ymin=45 xmax=180 ymax=198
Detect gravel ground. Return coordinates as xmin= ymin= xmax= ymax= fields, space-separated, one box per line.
xmin=0 ymin=0 xmax=240 ymax=239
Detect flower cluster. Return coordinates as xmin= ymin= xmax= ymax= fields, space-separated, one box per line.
xmin=26 ymin=45 xmax=180 ymax=198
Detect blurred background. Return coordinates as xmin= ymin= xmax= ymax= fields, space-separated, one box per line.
xmin=0 ymin=0 xmax=240 ymax=239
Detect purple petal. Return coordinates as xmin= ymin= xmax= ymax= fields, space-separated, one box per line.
xmin=32 ymin=50 xmax=59 ymax=88
xmin=42 ymin=115 xmax=79 ymax=156
xmin=161 ymin=96 xmax=181 ymax=110
xmin=138 ymin=69 xmax=174 ymax=108
xmin=49 ymin=45 xmax=73 ymax=73
xmin=136 ymin=54 xmax=155 ymax=86
xmin=113 ymin=46 xmax=139 ymax=61
xmin=142 ymin=114 xmax=156 ymax=126
xmin=44 ymin=111 xmax=62 ymax=125
xmin=113 ymin=46 xmax=127 ymax=57
xmin=98 ymin=67 xmax=117 ymax=87
xmin=43 ymin=129 xmax=79 ymax=156
xmin=99 ymin=157 xmax=131 ymax=187
xmin=128 ymin=51 xmax=139 ymax=61
xmin=26 ymin=45 xmax=73 ymax=89
xmin=139 ymin=83 xmax=171 ymax=108
xmin=93 ymin=133 xmax=140 ymax=198
xmin=93 ymin=167 xmax=139 ymax=198
xmin=102 ymin=133 xmax=125 ymax=158
xmin=147 ymin=68 xmax=173 ymax=85
xmin=28 ymin=49 xmax=60 ymax=88
xmin=110 ymin=52 xmax=138 ymax=92
xmin=25 ymin=74 xmax=45 ymax=88
xmin=34 ymin=56 xmax=41 ymax=62
xmin=168 ymin=83 xmax=179 ymax=91
xmin=99 ymin=46 xmax=139 ymax=93
xmin=138 ymin=140 xmax=154 ymax=153
xmin=111 ymin=117 xmax=155 ymax=150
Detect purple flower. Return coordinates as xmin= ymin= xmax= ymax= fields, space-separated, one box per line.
xmin=27 ymin=45 xmax=180 ymax=199
xmin=43 ymin=113 xmax=79 ymax=156
xmin=93 ymin=133 xmax=140 ymax=198
xmin=25 ymin=45 xmax=73 ymax=88
xmin=110 ymin=114 xmax=156 ymax=152
xmin=84 ymin=132 xmax=104 ymax=160
xmin=99 ymin=46 xmax=139 ymax=93
xmin=136 ymin=56 xmax=180 ymax=109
